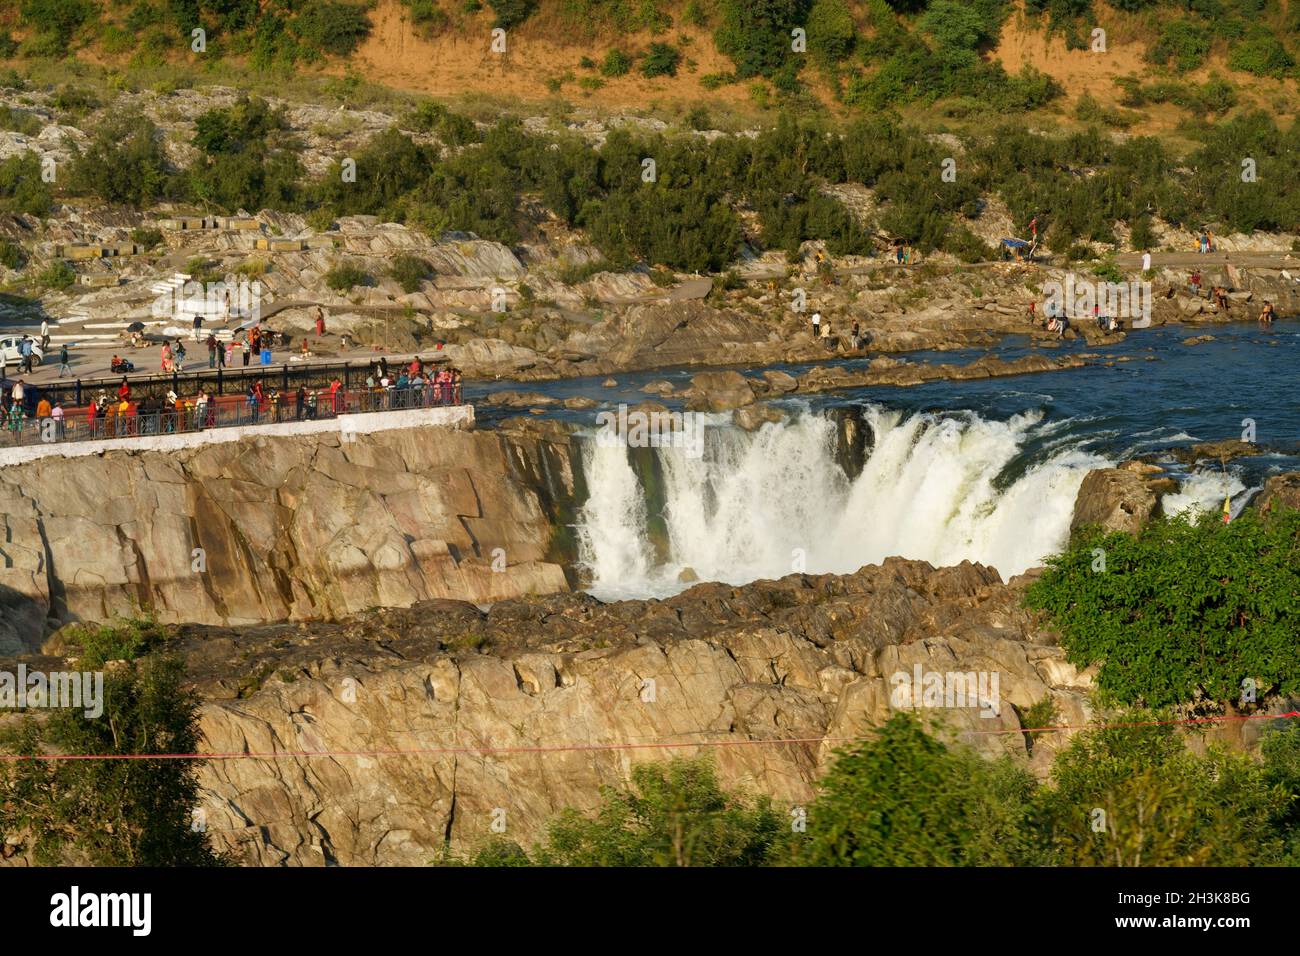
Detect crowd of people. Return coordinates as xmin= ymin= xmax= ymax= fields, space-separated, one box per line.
xmin=0 ymin=355 xmax=465 ymax=444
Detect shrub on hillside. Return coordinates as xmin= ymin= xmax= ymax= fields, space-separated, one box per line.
xmin=805 ymin=0 xmax=856 ymax=67
xmin=325 ymin=262 xmax=370 ymax=291
xmin=20 ymin=0 xmax=97 ymax=46
xmin=291 ymin=0 xmax=374 ymax=58
xmin=714 ymin=0 xmax=811 ymax=79
xmin=68 ymin=113 xmax=173 ymax=208
xmin=600 ymin=48 xmax=632 ymax=77
xmin=387 ymin=254 xmax=432 ymax=292
xmin=640 ymin=42 xmax=682 ymax=77
xmin=1227 ymin=31 xmax=1295 ymax=78
xmin=0 ymin=153 xmax=54 ymax=217
xmin=488 ymin=0 xmax=537 ymax=28
xmin=1147 ymin=18 xmax=1212 ymax=73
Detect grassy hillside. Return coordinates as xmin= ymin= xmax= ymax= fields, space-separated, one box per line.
xmin=6 ymin=1 xmax=1300 ymax=130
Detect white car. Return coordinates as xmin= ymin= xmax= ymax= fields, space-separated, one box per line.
xmin=0 ymin=336 xmax=44 ymax=367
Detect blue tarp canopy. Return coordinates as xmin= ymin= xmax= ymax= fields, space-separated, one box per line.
xmin=1000 ymin=238 xmax=1031 ymax=248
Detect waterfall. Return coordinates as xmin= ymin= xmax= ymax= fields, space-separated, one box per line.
xmin=575 ymin=406 xmax=1112 ymax=601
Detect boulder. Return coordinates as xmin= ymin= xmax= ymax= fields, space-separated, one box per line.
xmin=684 ymin=370 xmax=756 ymax=411
xmin=1070 ymin=468 xmax=1160 ymax=535
xmin=1254 ymin=473 xmax=1300 ymax=515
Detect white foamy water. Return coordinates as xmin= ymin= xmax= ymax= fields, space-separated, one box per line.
xmin=1161 ymin=469 xmax=1249 ymax=520
xmin=576 ymin=407 xmax=1112 ymax=600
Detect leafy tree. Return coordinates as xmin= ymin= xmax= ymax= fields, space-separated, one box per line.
xmin=291 ymin=0 xmax=374 ymax=58
xmin=714 ymin=0 xmax=811 ymax=79
xmin=488 ymin=0 xmax=537 ymax=28
xmin=0 ymin=153 xmax=53 ymax=217
xmin=805 ymin=0 xmax=856 ymax=67
xmin=0 ymin=622 xmax=224 ymax=866
xmin=68 ymin=113 xmax=173 ymax=208
xmin=20 ymin=0 xmax=97 ymax=46
xmin=641 ymin=42 xmax=683 ymax=77
xmin=1025 ymin=508 xmax=1300 ymax=709
xmin=187 ymin=97 xmax=304 ymax=211
xmin=785 ymin=714 xmax=1044 ymax=865
xmin=1035 ymin=718 xmax=1291 ymax=866
xmin=533 ymin=757 xmax=783 ymax=866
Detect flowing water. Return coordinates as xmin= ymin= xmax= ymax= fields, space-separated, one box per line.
xmin=466 ymin=322 xmax=1300 ymax=600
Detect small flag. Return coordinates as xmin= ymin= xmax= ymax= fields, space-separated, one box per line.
xmin=1222 ymin=496 xmax=1232 ymax=523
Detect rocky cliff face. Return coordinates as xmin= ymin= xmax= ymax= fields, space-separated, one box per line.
xmin=0 ymin=425 xmax=577 ymax=654
xmin=180 ymin=559 xmax=1095 ymax=865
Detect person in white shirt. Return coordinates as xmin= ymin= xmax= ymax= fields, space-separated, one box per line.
xmin=811 ymin=311 xmax=821 ymax=338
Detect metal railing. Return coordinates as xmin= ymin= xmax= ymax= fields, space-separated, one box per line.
xmin=0 ymin=383 xmax=465 ymax=449
xmin=2 ymin=358 xmax=455 ymax=411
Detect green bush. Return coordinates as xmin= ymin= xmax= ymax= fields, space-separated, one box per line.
xmin=1036 ymin=717 xmax=1291 ymax=866
xmin=1148 ymin=19 xmax=1212 ymax=73
xmin=488 ymin=0 xmax=537 ymax=28
xmin=39 ymin=260 xmax=77 ymax=290
xmin=805 ymin=0 xmax=855 ymax=67
xmin=0 ymin=107 xmax=42 ymax=137
xmin=0 ymin=625 xmax=224 ymax=866
xmin=131 ymin=227 xmax=164 ymax=250
xmin=786 ymin=714 xmax=1044 ymax=866
xmin=387 ymin=254 xmax=432 ymax=292
xmin=290 ymin=1 xmax=373 ymax=58
xmin=1227 ymin=31 xmax=1295 ymax=78
xmin=532 ymin=757 xmax=783 ymax=866
xmin=641 ymin=42 xmax=682 ymax=77
xmin=20 ymin=0 xmax=97 ymax=45
xmin=0 ymin=239 xmax=25 ymax=270
xmin=68 ymin=113 xmax=173 ymax=208
xmin=0 ymin=153 xmax=53 ymax=217
xmin=325 ymin=262 xmax=371 ymax=291
xmin=405 ymin=102 xmax=480 ymax=145
xmin=600 ymin=48 xmax=632 ymax=77
xmin=714 ymin=0 xmax=811 ymax=79
xmin=187 ymin=97 xmax=304 ymax=212
xmin=1025 ymin=508 xmax=1300 ymax=709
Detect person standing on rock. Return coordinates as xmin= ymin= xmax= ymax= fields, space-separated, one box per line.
xmin=811 ymin=311 xmax=821 ymax=339
xmin=850 ymin=321 xmax=861 ymax=350
xmin=315 ymin=308 xmax=326 ymax=339
xmin=1141 ymin=251 xmax=1152 ymax=272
